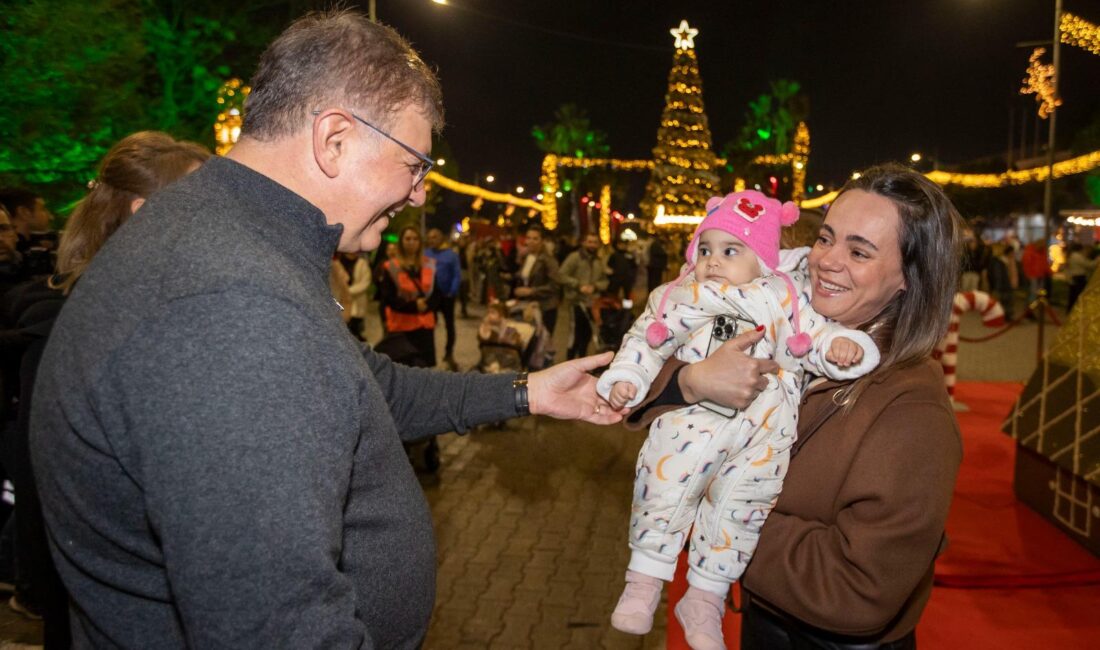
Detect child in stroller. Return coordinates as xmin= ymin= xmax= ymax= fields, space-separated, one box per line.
xmin=478 ymin=300 xmax=553 ymax=374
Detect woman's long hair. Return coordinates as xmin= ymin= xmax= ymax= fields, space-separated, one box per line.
xmin=397 ymin=226 xmax=423 ymax=265
xmin=53 ymin=131 xmax=210 ymax=294
xmin=837 ymin=163 xmax=965 ymax=406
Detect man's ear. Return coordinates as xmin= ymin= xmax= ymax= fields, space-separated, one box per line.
xmin=312 ymin=111 xmax=357 ymax=180
xmin=130 ymin=197 xmax=145 ymax=215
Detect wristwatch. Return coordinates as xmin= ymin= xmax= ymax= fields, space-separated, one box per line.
xmin=513 ymin=372 xmax=530 ymax=416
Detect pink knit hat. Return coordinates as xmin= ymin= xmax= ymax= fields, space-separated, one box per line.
xmin=645 ymin=190 xmax=812 ymax=356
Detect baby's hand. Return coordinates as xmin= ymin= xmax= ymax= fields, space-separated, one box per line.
xmin=609 ymin=382 xmax=637 ymax=410
xmin=825 ymin=337 xmax=864 ymax=367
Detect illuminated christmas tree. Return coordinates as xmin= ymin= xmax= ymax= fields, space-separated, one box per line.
xmin=641 ymin=20 xmax=720 ymax=224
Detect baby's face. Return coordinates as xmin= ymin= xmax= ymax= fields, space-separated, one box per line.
xmin=694 ymin=229 xmax=762 ymax=285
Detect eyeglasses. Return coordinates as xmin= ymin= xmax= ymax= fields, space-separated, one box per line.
xmin=311 ymin=109 xmax=434 ymax=190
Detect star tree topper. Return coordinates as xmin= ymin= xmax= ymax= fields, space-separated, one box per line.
xmin=670 ymin=19 xmax=698 ymax=50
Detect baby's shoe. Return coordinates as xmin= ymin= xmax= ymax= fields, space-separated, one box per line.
xmin=674 ymin=586 xmax=726 ymax=650
xmin=610 ymin=570 xmax=663 ymax=634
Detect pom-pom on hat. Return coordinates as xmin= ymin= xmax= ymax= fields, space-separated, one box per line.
xmin=645 ymin=190 xmax=812 ymax=356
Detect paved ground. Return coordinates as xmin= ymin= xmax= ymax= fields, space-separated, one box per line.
xmin=0 ymin=290 xmax=1061 ymax=648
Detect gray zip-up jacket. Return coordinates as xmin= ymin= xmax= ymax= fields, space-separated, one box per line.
xmin=31 ymin=157 xmax=518 ymax=649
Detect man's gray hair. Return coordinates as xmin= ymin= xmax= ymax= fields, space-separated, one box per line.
xmin=242 ymin=9 xmax=444 ymax=140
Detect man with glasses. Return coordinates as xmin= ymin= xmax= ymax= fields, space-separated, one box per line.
xmin=31 ymin=10 xmax=621 ymax=649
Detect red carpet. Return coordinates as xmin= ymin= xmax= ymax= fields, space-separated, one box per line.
xmin=667 ymin=381 xmax=1100 ymax=649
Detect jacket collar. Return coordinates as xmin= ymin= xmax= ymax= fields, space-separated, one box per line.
xmin=199 ymin=157 xmax=343 ymax=275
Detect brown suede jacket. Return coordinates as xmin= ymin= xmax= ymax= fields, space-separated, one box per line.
xmin=626 ymin=357 xmax=961 ymax=642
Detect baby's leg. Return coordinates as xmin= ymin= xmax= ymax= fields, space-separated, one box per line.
xmin=626 ymin=407 xmax=730 ymax=581
xmin=687 ymin=438 xmax=792 ymax=594
xmin=613 ymin=407 xmax=727 ymax=636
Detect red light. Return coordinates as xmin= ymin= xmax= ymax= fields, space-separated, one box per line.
xmin=580 ymin=197 xmax=589 ymax=204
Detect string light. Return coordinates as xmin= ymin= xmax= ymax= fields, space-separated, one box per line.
xmin=599 ymin=184 xmax=612 ymax=244
xmin=1061 ymin=12 xmax=1100 ymax=56
xmin=426 ymin=171 xmax=544 ymax=212
xmin=213 ymin=79 xmax=250 ymax=156
xmin=1020 ymin=47 xmax=1061 ymax=119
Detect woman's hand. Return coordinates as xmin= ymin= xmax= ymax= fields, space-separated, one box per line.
xmin=679 ymin=328 xmax=778 ymax=410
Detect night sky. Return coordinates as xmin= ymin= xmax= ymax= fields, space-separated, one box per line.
xmin=367 ymin=0 xmax=1100 ymax=197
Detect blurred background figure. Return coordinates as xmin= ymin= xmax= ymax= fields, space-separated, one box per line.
xmin=377 ymin=226 xmax=438 ymax=368
xmin=1065 ymin=242 xmax=1097 ymax=312
xmin=0 ymin=188 xmax=55 ymax=281
xmin=559 ymin=233 xmax=607 ymax=360
xmin=0 ymin=131 xmax=208 ymax=648
xmin=512 ymin=225 xmax=561 ymax=343
xmin=336 ymin=252 xmax=371 ymax=340
xmin=424 ymin=228 xmax=460 ymax=369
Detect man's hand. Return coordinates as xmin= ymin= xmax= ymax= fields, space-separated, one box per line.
xmin=416 ymin=297 xmax=428 ymax=313
xmin=679 ymin=327 xmax=778 ymax=410
xmin=528 ymin=352 xmax=624 ymax=424
xmin=514 ymin=286 xmax=533 ymax=298
xmin=579 ymin=285 xmax=594 ymax=295
xmin=825 ymin=336 xmax=863 ymax=367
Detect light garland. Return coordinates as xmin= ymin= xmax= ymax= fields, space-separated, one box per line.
xmin=1020 ymin=47 xmax=1061 ymax=119
xmin=790 ymin=122 xmax=810 ymax=203
xmin=599 ymin=184 xmax=612 ymax=244
xmin=213 ymin=79 xmax=250 ymax=156
xmin=926 ymin=149 xmax=1100 ymax=187
xmin=426 ymin=171 xmax=545 ymax=212
xmin=1061 ymin=12 xmax=1100 ymax=56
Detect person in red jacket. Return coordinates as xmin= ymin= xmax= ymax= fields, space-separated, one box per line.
xmin=1021 ymin=239 xmax=1051 ymax=311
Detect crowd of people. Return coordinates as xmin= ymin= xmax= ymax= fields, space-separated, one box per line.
xmin=961 ymin=231 xmax=1098 ymax=320
xmin=1 ymin=7 xmax=1098 ymax=650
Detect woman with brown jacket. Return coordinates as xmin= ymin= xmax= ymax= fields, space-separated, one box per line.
xmin=628 ymin=163 xmax=964 ymax=649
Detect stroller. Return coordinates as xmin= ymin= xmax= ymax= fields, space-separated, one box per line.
xmin=589 ymin=294 xmax=635 ymax=354
xmin=373 ymin=332 xmax=441 ymax=473
xmin=477 ymin=300 xmax=553 ymax=374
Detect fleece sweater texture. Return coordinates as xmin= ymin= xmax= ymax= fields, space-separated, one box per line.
xmin=30 ymin=157 xmax=517 ymax=649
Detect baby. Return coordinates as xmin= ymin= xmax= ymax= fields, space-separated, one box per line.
xmin=596 ymin=190 xmax=880 ymax=650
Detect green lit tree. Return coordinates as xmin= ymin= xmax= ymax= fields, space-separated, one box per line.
xmin=640 ymin=23 xmax=719 ymax=220
xmin=0 ymin=0 xmax=147 ymax=207
xmin=532 ymin=103 xmax=611 ymax=233
xmin=729 ymin=80 xmax=809 ymax=157
xmin=0 ymin=0 xmax=299 ymax=212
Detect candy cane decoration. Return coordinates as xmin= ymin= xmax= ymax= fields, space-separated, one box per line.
xmin=933 ymin=291 xmax=1005 ymax=397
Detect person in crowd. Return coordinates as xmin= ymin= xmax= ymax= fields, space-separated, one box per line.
xmin=512 ymin=225 xmax=561 ymax=338
xmin=961 ymin=233 xmax=989 ymax=292
xmin=645 ymin=233 xmax=669 ymax=293
xmin=987 ymin=242 xmax=1019 ymax=321
xmin=0 ymin=189 xmax=55 ymax=279
xmin=560 ymin=232 xmax=608 ymax=359
xmin=476 ymin=236 xmax=509 ymax=303
xmin=372 ymin=240 xmax=399 ymax=334
xmin=336 ymin=251 xmax=371 ymax=339
xmin=1022 ymin=238 xmax=1051 ymax=313
xmin=1 ymin=131 xmax=210 ymax=648
xmin=627 ymin=163 xmax=964 ymax=649
xmin=597 ymin=191 xmax=879 ymax=648
xmin=0 ymin=189 xmax=51 ymax=254
xmin=1065 ymin=241 xmax=1097 ymax=311
xmin=377 ymin=226 xmax=438 ymax=367
xmin=456 ymin=232 xmax=472 ymax=318
xmin=605 ymin=236 xmax=638 ymax=303
xmin=425 ymin=228 xmax=461 ymax=369
xmin=0 ymin=206 xmax=27 ymax=312
xmin=31 ymin=13 xmax=619 ymax=648
xmin=556 ymin=233 xmax=578 ymax=265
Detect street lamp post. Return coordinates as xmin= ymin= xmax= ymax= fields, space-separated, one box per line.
xmin=1037 ymin=0 xmax=1062 ymax=363
xmin=1042 ymin=0 xmax=1063 ymax=251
